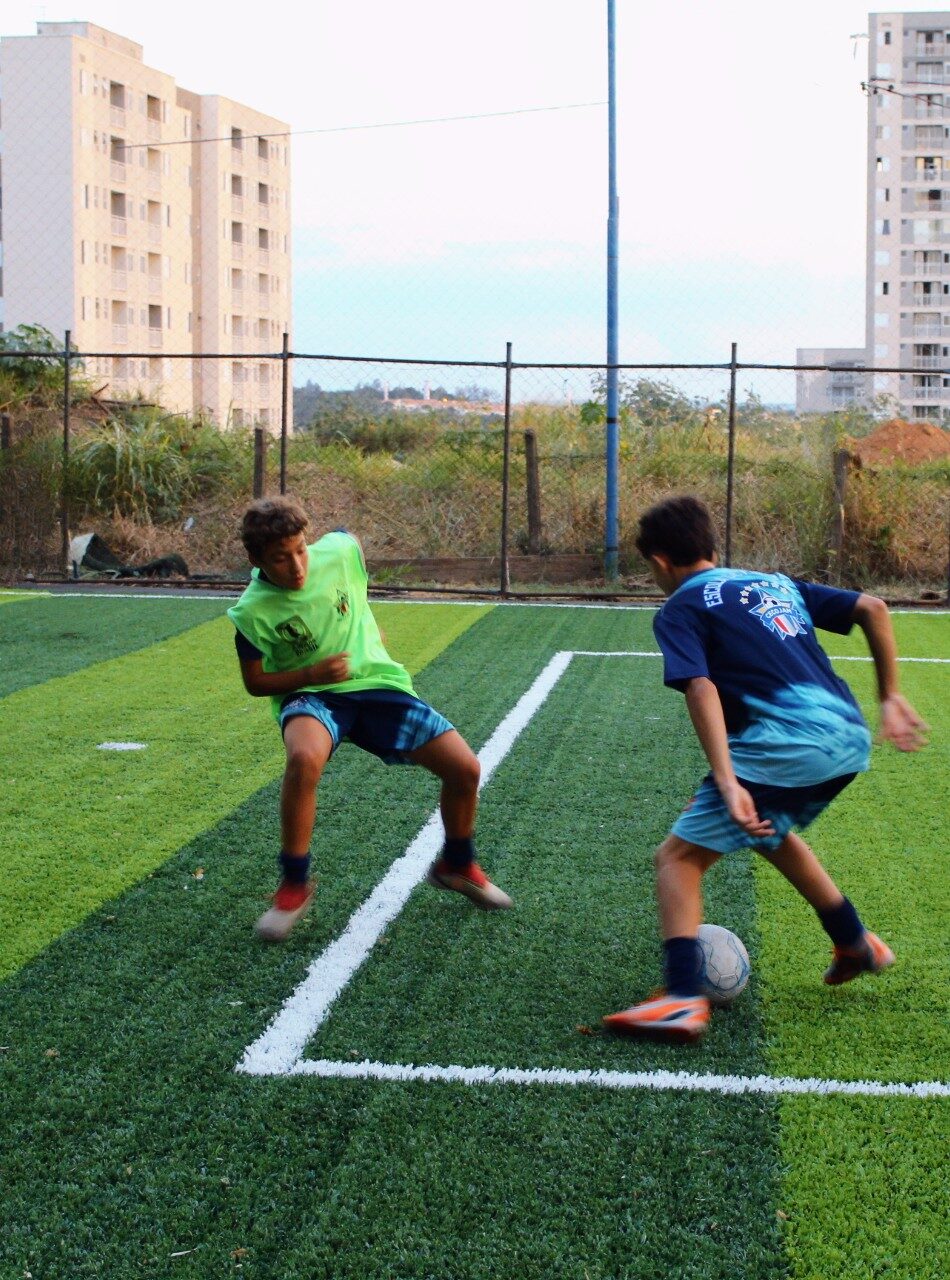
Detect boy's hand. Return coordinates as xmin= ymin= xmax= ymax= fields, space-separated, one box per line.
xmin=879 ymin=694 xmax=929 ymax=751
xmin=719 ymin=780 xmax=776 ymax=838
xmin=309 ymin=652 xmax=350 ymax=684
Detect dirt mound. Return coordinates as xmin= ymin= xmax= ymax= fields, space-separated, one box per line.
xmin=852 ymin=418 xmax=950 ymax=466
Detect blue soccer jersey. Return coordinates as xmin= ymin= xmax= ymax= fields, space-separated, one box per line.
xmin=653 ymin=568 xmax=871 ymax=787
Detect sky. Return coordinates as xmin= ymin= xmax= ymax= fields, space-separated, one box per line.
xmin=5 ymin=1 xmax=950 ymax=394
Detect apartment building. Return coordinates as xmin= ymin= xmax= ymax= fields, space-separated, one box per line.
xmin=867 ymin=10 xmax=950 ymax=420
xmin=0 ymin=21 xmax=291 ymax=428
xmin=794 ymin=347 xmax=871 ymax=413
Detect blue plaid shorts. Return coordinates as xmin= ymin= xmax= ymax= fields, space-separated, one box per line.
xmin=278 ymin=689 xmax=453 ymax=764
xmin=672 ymin=772 xmax=858 ymax=854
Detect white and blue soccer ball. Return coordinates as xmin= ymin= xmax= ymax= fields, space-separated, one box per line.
xmin=697 ymin=923 xmax=750 ymax=1006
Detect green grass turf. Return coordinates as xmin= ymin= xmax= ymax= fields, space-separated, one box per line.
xmin=0 ymin=594 xmax=231 ymax=696
xmin=0 ymin=604 xmax=787 ymax=1280
xmin=0 ymin=600 xmax=490 ymax=979
xmin=753 ymin=625 xmax=950 ymax=1280
xmin=0 ymin=600 xmax=945 ymax=1278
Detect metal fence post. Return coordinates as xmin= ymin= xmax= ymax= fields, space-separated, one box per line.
xmin=500 ymin=341 xmax=513 ymax=595
xmin=60 ymin=330 xmax=72 ymax=576
xmin=280 ymin=331 xmax=290 ymax=494
xmin=725 ymin=341 xmax=738 ymax=567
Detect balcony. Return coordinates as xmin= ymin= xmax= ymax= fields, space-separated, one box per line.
xmin=231 ymin=334 xmax=245 ymax=352
xmin=909 ymin=193 xmax=950 ymax=212
xmin=110 ymin=105 xmax=126 ymax=128
xmin=258 ymin=249 xmax=270 ymax=267
xmin=232 ymin=196 xmax=245 ymax=216
xmin=148 ymin=225 xmax=161 ymax=244
xmin=912 ymin=354 xmax=946 ymax=367
xmin=231 ymin=288 xmax=245 ymax=308
xmin=905 ymin=384 xmax=945 ymax=399
xmin=112 ymin=324 xmax=128 ymax=344
xmin=910 ymin=67 xmax=950 ymax=84
xmin=903 ymin=161 xmax=946 ymax=182
xmin=231 ymin=241 xmax=244 ymax=260
xmin=148 ymin=275 xmax=162 ymax=295
xmin=913 ymin=258 xmax=947 ymax=273
xmin=148 ymin=329 xmax=163 ymax=348
xmin=111 ymin=270 xmax=128 ymax=291
xmin=915 ymin=39 xmax=948 ymax=57
xmin=257 ymin=291 xmax=271 ymax=311
xmin=147 ymin=119 xmax=161 ymax=142
xmin=147 ymin=172 xmax=161 ymax=193
xmin=257 ymin=202 xmax=271 ymax=222
xmin=111 ymin=216 xmax=127 ymax=236
xmin=912 ymin=322 xmax=944 ymax=335
xmin=258 ymin=156 xmax=270 ymax=175
xmin=110 ymin=160 xmax=126 ymax=183
xmin=906 ymin=100 xmax=946 ymax=119
xmin=901 ymin=223 xmax=950 ymax=244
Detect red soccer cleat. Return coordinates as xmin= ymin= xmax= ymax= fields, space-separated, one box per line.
xmin=255 ymin=879 xmax=315 ymax=942
xmin=426 ymin=858 xmax=513 ymax=910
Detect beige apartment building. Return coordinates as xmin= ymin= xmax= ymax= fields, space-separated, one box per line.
xmin=0 ymin=21 xmax=291 ymax=428
xmin=866 ymin=10 xmax=950 ymax=420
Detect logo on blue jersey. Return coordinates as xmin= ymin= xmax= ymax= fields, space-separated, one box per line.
xmin=739 ymin=580 xmax=809 ymax=640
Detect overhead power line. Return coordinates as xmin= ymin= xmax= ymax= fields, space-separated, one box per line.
xmin=118 ymin=99 xmax=607 ymax=151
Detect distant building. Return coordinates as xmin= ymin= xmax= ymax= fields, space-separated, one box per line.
xmin=795 ymin=347 xmax=871 ymax=414
xmin=0 ymin=21 xmax=291 ymax=428
xmin=866 ymin=10 xmax=950 ymax=421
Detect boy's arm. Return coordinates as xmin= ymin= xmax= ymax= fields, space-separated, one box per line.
xmin=683 ymin=677 xmax=776 ymax=838
xmin=851 ymin=595 xmax=929 ymax=751
xmin=238 ymin=652 xmax=349 ymax=698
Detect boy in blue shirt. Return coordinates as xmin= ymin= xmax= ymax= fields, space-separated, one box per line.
xmin=603 ymin=495 xmax=928 ymax=1043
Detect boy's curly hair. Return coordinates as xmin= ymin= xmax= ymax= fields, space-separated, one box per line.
xmin=239 ymin=497 xmax=310 ymax=559
xmin=635 ymin=495 xmax=717 ymax=566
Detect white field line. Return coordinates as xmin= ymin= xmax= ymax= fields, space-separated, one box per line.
xmin=238 ymin=647 xmax=949 ymax=1094
xmin=237 ymin=649 xmax=575 ymax=1076
xmin=288 ymin=1057 xmax=950 ymax=1099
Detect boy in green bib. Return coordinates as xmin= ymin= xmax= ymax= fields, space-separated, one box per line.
xmin=229 ymin=497 xmax=512 ymax=941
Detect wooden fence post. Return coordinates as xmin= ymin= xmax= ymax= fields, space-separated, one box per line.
xmin=524 ymin=428 xmax=542 ymax=554
xmin=831 ymin=448 xmax=851 ymax=584
xmin=253 ymin=427 xmax=267 ymax=498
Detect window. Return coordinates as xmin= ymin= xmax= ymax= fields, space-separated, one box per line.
xmin=884 ymin=30 xmax=891 ymax=45
xmin=883 ymin=282 xmax=890 ymax=294
xmin=874 ymin=312 xmax=889 ymax=327
xmin=231 ymin=127 xmax=243 ymax=152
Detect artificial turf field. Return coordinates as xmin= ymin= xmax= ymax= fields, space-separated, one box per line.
xmin=0 ymin=591 xmax=947 ymax=1280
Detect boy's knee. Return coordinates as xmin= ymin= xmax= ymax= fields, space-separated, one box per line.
xmin=285 ymin=743 xmax=326 ymax=785
xmin=654 ymin=835 xmax=707 ymax=874
xmin=453 ymin=752 xmax=480 ymax=793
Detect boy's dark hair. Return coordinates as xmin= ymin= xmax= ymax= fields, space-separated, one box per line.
xmin=635 ymin=495 xmax=717 ymax=566
xmin=240 ymin=497 xmax=309 ymax=559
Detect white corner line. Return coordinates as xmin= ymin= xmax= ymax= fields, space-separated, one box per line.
xmin=237 ymin=650 xmax=575 ymax=1076
xmin=254 ymin=1056 xmax=950 ymax=1099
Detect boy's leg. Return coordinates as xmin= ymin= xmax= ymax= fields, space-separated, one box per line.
xmin=410 ymin=730 xmax=512 ymax=910
xmin=603 ymin=835 xmax=718 ymax=1042
xmin=257 ymin=716 xmax=333 ymax=942
xmin=758 ymin=832 xmax=894 ymax=983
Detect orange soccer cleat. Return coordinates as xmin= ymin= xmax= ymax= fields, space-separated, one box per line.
xmin=602 ymin=991 xmax=711 ymax=1043
xmin=823 ymin=931 xmax=895 ymax=985
xmin=255 ymin=879 xmax=315 ymax=942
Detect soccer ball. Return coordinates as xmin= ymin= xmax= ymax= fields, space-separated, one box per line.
xmin=697 ymin=923 xmax=750 ymax=1006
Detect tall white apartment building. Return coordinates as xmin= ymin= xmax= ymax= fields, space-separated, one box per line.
xmin=0 ymin=21 xmax=291 ymax=428
xmin=867 ymin=10 xmax=950 ymax=420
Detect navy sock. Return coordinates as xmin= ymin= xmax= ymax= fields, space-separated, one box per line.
xmin=663 ymin=936 xmax=703 ymax=998
xmin=279 ymin=851 xmax=311 ymax=884
xmin=442 ymin=837 xmax=475 ymax=870
xmin=817 ymin=895 xmax=864 ymax=947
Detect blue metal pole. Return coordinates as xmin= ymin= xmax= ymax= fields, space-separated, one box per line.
xmin=605 ymin=0 xmax=620 ymax=580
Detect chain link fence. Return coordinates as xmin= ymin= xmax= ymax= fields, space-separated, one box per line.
xmin=1 ymin=340 xmax=948 ymax=600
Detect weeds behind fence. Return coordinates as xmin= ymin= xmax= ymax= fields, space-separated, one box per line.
xmin=1 ymin=339 xmax=948 ymax=597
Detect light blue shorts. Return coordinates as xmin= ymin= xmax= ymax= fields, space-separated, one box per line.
xmin=671 ymin=772 xmax=857 ymax=854
xmin=278 ymin=689 xmax=453 ymax=764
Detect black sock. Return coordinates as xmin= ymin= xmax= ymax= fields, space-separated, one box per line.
xmin=442 ymin=837 xmax=475 ymax=870
xmin=664 ymin=936 xmax=703 ymax=998
xmin=279 ymin=851 xmax=311 ymax=884
xmin=817 ymin=896 xmax=864 ymax=947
